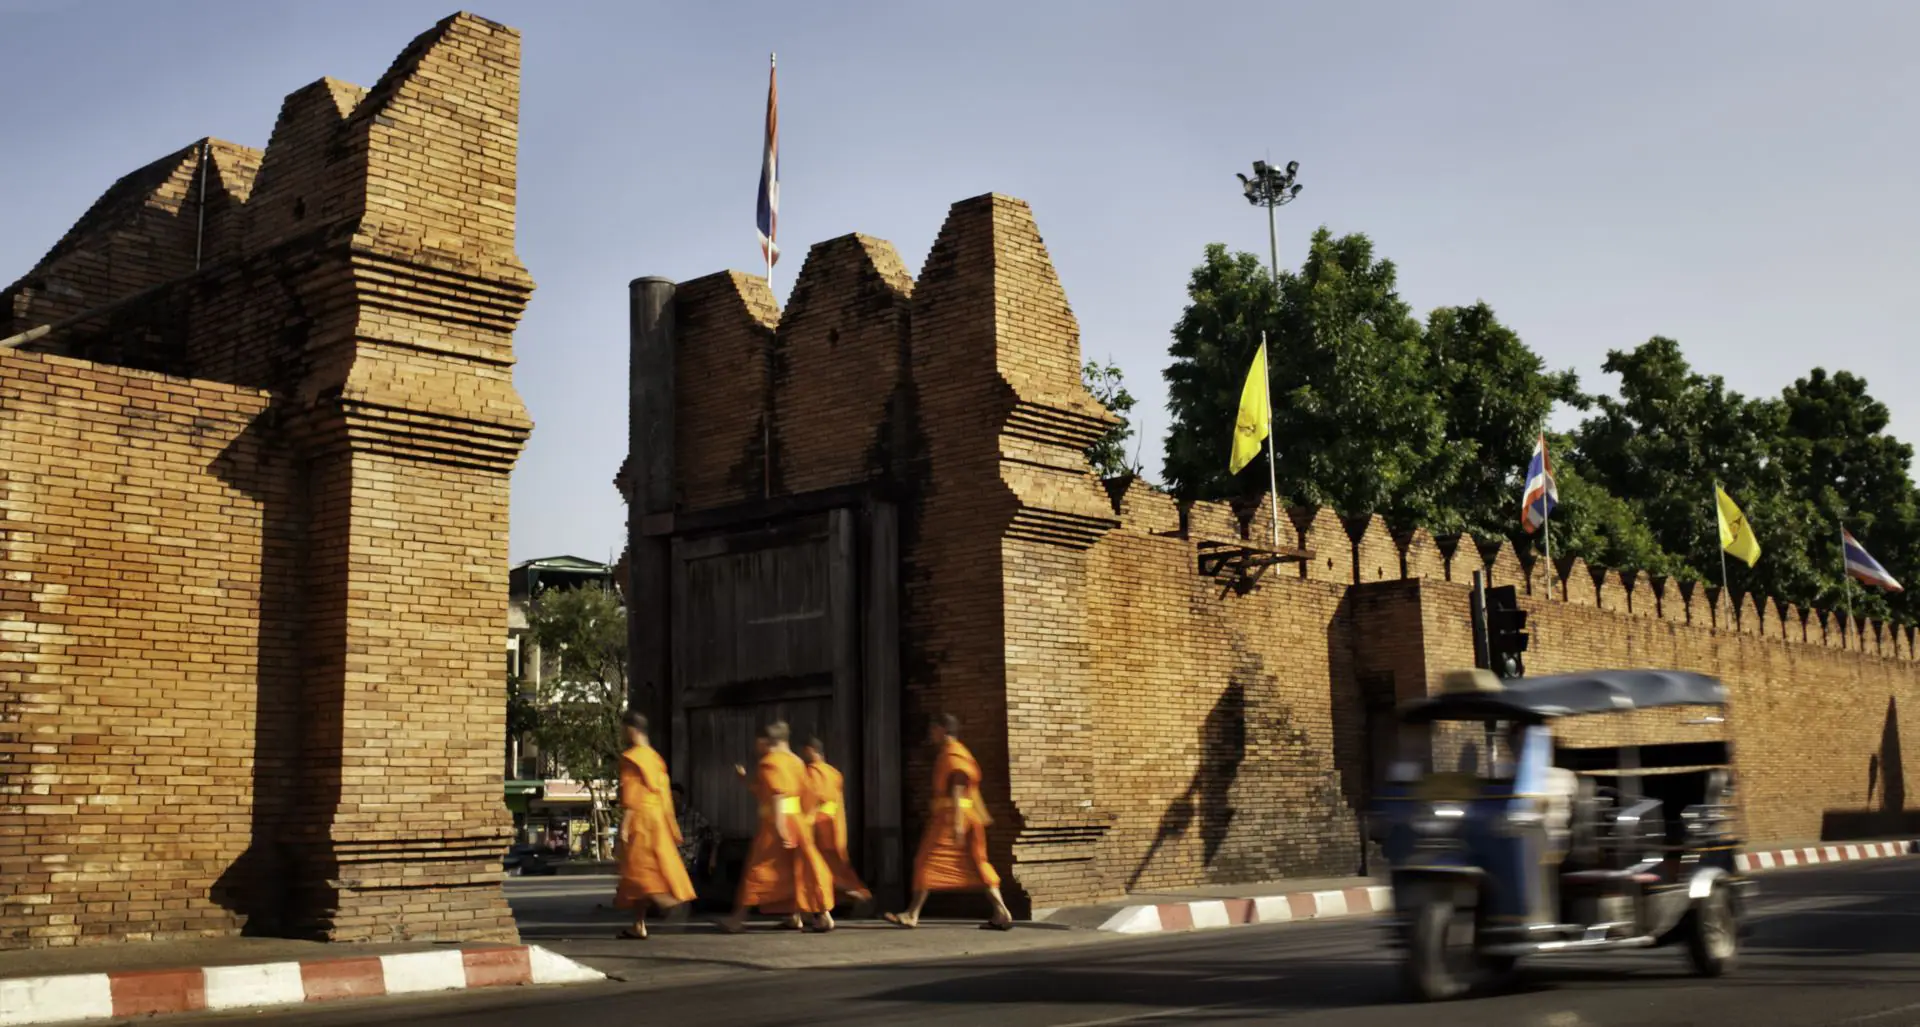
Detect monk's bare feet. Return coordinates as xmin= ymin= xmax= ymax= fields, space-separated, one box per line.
xmin=882 ymin=912 xmax=918 ymax=929
xmin=715 ymin=916 xmax=746 ymax=935
xmin=783 ymin=914 xmax=804 ymax=931
xmin=809 ymin=911 xmax=835 ymax=933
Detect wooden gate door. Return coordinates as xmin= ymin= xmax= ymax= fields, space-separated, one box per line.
xmin=670 ymin=505 xmax=901 ymax=899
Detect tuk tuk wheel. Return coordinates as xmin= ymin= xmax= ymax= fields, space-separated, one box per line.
xmin=1686 ymin=882 xmax=1738 ymax=977
xmin=1405 ymin=900 xmax=1487 ymax=1002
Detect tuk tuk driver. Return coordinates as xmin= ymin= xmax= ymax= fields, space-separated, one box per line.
xmin=1503 ymin=721 xmax=1578 ymax=850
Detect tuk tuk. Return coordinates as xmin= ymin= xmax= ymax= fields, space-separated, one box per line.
xmin=1370 ymin=668 xmax=1754 ymax=1001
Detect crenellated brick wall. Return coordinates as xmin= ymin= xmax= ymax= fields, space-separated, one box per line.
xmin=637 ymin=190 xmax=1920 ymax=913
xmin=1 ymin=12 xmax=533 ymax=949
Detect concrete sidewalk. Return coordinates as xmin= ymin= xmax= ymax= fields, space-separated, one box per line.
xmin=0 ymin=940 xmax=604 ymax=1027
xmin=1073 ymin=838 xmax=1920 ymax=938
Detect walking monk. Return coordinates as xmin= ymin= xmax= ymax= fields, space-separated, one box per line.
xmin=719 ymin=721 xmax=835 ymax=933
xmin=612 ymin=712 xmax=694 ymax=939
xmin=800 ymin=737 xmax=871 ymax=904
xmin=885 ymin=713 xmax=1014 ymax=930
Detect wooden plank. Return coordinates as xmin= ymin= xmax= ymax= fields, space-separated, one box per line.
xmin=657 ymin=482 xmax=885 ymax=538
xmin=861 ymin=499 xmax=904 ymax=904
xmin=681 ymin=674 xmax=834 ymax=711
xmin=828 ymin=508 xmax=862 ymax=878
xmin=674 ymin=514 xmax=831 ymax=561
xmin=628 ymin=278 xmax=676 ymax=763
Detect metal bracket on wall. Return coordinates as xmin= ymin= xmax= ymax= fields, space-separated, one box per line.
xmin=1196 ymin=540 xmax=1314 ymax=593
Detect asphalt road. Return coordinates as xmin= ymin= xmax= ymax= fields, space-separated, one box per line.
xmin=169 ymin=859 xmax=1920 ymax=1027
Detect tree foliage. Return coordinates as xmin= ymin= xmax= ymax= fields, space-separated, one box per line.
xmin=1157 ymin=236 xmax=1919 ymax=623
xmin=1082 ymin=358 xmax=1138 ymax=479
xmin=1423 ymin=303 xmax=1585 ymax=543
xmin=1163 ymin=231 xmax=1452 ymax=529
xmin=525 ymin=582 xmax=628 ymax=859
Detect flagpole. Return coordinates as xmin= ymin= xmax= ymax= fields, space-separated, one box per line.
xmin=1841 ymin=521 xmax=1853 ymax=625
xmin=1544 ymin=500 xmax=1555 ymax=600
xmin=1260 ymin=332 xmax=1280 ymax=550
xmin=1542 ymin=428 xmax=1555 ymax=600
xmin=766 ymin=51 xmax=776 ymax=301
xmin=1715 ymin=480 xmax=1729 ymax=616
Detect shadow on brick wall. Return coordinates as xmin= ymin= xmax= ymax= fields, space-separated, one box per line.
xmin=206 ymin=410 xmax=309 ymax=936
xmin=1820 ymin=696 xmax=1916 ymax=842
xmin=1124 ymin=680 xmax=1247 ymax=891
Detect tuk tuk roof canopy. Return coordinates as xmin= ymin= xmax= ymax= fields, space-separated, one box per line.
xmin=1399 ymin=669 xmax=1728 ymax=724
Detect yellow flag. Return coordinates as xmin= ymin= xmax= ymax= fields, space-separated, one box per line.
xmin=1229 ymin=341 xmax=1270 ymax=474
xmin=1716 ymin=484 xmax=1761 ymax=567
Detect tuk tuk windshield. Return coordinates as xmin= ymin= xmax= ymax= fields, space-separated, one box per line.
xmin=1390 ymin=719 xmax=1531 ymax=785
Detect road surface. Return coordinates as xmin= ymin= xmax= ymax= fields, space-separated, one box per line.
xmin=172 ymin=858 xmax=1920 ymax=1026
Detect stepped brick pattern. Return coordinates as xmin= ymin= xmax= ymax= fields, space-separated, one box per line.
xmin=1 ymin=13 xmax=533 ymax=949
xmin=634 ymin=194 xmax=1920 ymax=914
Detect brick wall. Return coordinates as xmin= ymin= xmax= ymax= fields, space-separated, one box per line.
xmin=1 ymin=12 xmax=532 ymax=949
xmin=646 ymin=188 xmax=1920 ymax=914
xmin=0 ymin=349 xmax=292 ymax=946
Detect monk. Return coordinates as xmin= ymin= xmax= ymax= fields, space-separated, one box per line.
xmin=719 ymin=721 xmax=835 ymax=933
xmin=800 ymin=737 xmax=871 ymax=903
xmin=884 ymin=713 xmax=1014 ymax=930
xmin=612 ymin=711 xmax=694 ymax=940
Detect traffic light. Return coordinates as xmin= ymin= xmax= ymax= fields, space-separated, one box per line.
xmin=1485 ymin=584 xmax=1528 ymax=679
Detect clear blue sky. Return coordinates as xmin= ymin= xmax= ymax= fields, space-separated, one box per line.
xmin=4 ymin=1 xmax=1915 ymax=564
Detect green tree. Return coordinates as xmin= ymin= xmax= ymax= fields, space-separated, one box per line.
xmin=526 ymin=583 xmax=628 ymax=860
xmin=1082 ymin=358 xmax=1138 ymax=479
xmin=1162 ymin=231 xmax=1451 ymax=526
xmin=1542 ymin=439 xmax=1691 ymax=581
xmin=1772 ymin=369 xmax=1919 ymax=623
xmin=1422 ymin=302 xmax=1584 ymax=542
xmin=1162 ymin=244 xmax=1277 ymax=501
xmin=1571 ymin=336 xmax=1808 ymax=607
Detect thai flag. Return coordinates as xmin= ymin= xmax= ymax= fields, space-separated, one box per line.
xmin=1844 ymin=529 xmax=1903 ymax=592
xmin=756 ymin=55 xmax=779 ymax=270
xmin=1521 ymin=433 xmax=1557 ymax=534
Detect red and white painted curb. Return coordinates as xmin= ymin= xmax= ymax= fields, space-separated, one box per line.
xmin=0 ymin=945 xmax=603 ymax=1027
xmin=1099 ymin=884 xmax=1394 ymax=935
xmin=1737 ymin=839 xmax=1916 ymax=872
xmin=1099 ymin=840 xmax=1920 ymax=936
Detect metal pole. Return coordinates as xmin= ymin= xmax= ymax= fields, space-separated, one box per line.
xmin=1260 ymin=332 xmax=1280 ymax=549
xmin=1263 ymin=193 xmax=1282 ymax=550
xmin=1470 ymin=571 xmax=1490 ymax=671
xmin=1266 ymin=194 xmax=1281 ymax=299
xmin=1715 ymin=480 xmax=1730 ymax=623
xmin=1544 ymin=505 xmax=1555 ymax=601
xmin=1841 ymin=521 xmax=1853 ymax=625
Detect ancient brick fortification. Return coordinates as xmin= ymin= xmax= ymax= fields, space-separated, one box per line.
xmin=631 ymin=193 xmax=1920 ymax=913
xmin=0 ymin=13 xmax=531 ymax=948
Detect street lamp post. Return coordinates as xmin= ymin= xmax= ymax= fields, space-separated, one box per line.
xmin=1237 ymin=159 xmax=1303 ymax=292
xmin=1233 ymin=159 xmax=1302 ymax=553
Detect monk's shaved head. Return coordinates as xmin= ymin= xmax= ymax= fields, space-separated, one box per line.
xmin=761 ymin=721 xmax=791 ymax=744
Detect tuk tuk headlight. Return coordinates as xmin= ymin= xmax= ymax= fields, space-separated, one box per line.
xmin=1413 ymin=801 xmax=1466 ymax=837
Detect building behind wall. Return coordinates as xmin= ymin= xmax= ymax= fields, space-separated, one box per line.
xmin=0 ymin=12 xmax=534 ymax=949
xmin=505 ymin=555 xmax=616 ymax=852
xmin=623 ymin=195 xmax=1920 ymax=916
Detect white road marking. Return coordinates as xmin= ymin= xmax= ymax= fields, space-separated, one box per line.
xmin=1047 ymin=1003 xmax=1249 ymax=1026
xmin=1830 ymin=1000 xmax=1920 ymax=1024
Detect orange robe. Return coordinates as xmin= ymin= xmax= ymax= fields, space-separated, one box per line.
xmin=913 ymin=738 xmax=1001 ymax=892
xmin=805 ymin=759 xmax=869 ymax=897
xmin=736 ymin=749 xmax=833 ymax=914
xmin=613 ymin=744 xmax=695 ymax=907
